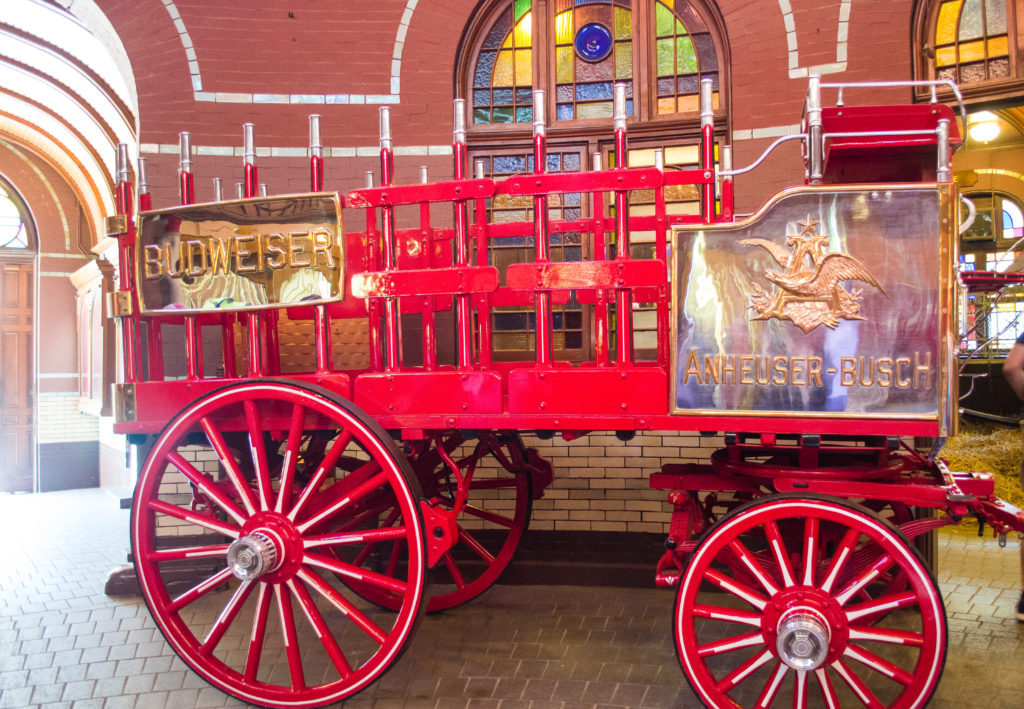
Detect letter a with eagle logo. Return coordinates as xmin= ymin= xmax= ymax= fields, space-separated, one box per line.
xmin=740 ymin=215 xmax=886 ymax=333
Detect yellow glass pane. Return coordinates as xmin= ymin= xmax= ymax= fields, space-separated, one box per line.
xmin=577 ymin=102 xmax=612 ymax=119
xmin=514 ymin=12 xmax=532 ymax=48
xmin=988 ymin=35 xmax=1009 ymax=58
xmin=677 ymin=94 xmax=699 ymax=113
xmin=557 ymin=46 xmax=574 ymax=83
xmin=665 ymin=145 xmax=699 ymax=165
xmin=494 ymin=50 xmax=514 ymax=86
xmin=555 ymin=10 xmax=573 ymax=44
xmin=935 ymin=45 xmax=957 ymax=66
xmin=713 ymin=92 xmax=720 ymax=110
xmin=958 ymin=38 xmax=986 ymax=63
xmin=658 ymin=97 xmax=676 ymax=114
xmin=628 ymin=148 xmax=657 ymax=166
xmin=663 ymin=0 xmax=674 ymax=10
xmin=614 ymin=6 xmax=632 ymax=40
xmin=515 ymin=49 xmax=532 ymax=85
xmin=616 ymin=42 xmax=633 ymax=79
xmin=935 ymin=0 xmax=961 ymax=45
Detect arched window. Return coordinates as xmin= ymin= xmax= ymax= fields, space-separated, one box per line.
xmin=915 ymin=0 xmax=1023 ymax=100
xmin=0 ymin=182 xmax=32 ymax=252
xmin=461 ymin=0 xmax=728 ymax=130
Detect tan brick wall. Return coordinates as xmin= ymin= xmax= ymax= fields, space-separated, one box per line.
xmin=37 ymin=393 xmax=99 ymax=443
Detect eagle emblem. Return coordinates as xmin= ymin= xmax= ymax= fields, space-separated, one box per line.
xmin=740 ymin=216 xmax=886 ymax=333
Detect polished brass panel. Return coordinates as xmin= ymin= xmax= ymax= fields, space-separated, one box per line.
xmin=105 ymin=291 xmax=133 ymax=318
xmin=105 ymin=215 xmax=127 ymax=236
xmin=671 ymin=185 xmax=952 ymax=423
xmin=135 ymin=193 xmax=344 ymax=314
xmin=114 ymin=383 xmax=136 ymax=423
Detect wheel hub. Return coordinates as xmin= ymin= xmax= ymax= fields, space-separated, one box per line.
xmin=226 ymin=531 xmax=280 ymax=580
xmin=776 ymin=608 xmax=830 ymax=671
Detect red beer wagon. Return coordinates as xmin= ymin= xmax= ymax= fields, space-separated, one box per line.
xmin=106 ymin=76 xmax=1024 ymax=708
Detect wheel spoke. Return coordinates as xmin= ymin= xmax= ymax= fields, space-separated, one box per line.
xmin=754 ymin=661 xmax=788 ymax=709
xmin=351 ymin=508 xmax=403 ymax=567
xmin=692 ymin=604 xmax=762 ymax=627
xmin=843 ymin=644 xmax=914 ymax=686
xmin=274 ymin=584 xmax=306 ymax=690
xmin=845 ymin=589 xmax=920 ymax=623
xmin=288 ymin=429 xmax=353 ymax=522
xmin=456 ymin=526 xmax=497 ymax=564
xmin=820 ymin=527 xmax=861 ymax=594
xmin=304 ymin=550 xmax=407 ymax=595
xmin=200 ymin=416 xmax=259 ymax=516
xmin=168 ymin=567 xmax=234 ymax=613
xmin=835 ymin=552 xmax=895 ymax=606
xmin=697 ymin=630 xmax=765 ymax=658
xmin=297 ymin=471 xmax=390 ymax=534
xmin=303 ymin=526 xmax=408 ymax=550
xmin=287 ymin=578 xmax=353 ymax=680
xmin=243 ymin=401 xmax=273 ymax=511
xmin=147 ymin=499 xmax=241 ymax=538
xmin=716 ymin=648 xmax=774 ymax=692
xmin=830 ymin=658 xmax=884 ymax=709
xmin=847 ymin=625 xmax=924 ymax=647
xmin=764 ymin=520 xmax=795 ymax=588
xmin=165 ymin=451 xmax=248 ymax=525
xmin=801 ymin=517 xmax=819 ymax=587
xmin=200 ymin=579 xmax=254 ymax=656
xmin=275 ymin=403 xmax=307 ymax=513
xmin=814 ymin=667 xmax=840 ymax=709
xmin=442 ymin=552 xmax=468 ymax=589
xmin=460 ymin=503 xmax=516 ymax=528
xmin=705 ymin=567 xmax=769 ymax=611
xmin=728 ymin=537 xmax=779 ymax=596
xmin=297 ymin=568 xmax=389 ymax=645
xmin=150 ymin=543 xmax=231 ymax=562
xmin=793 ymin=668 xmax=808 ymax=709
xmin=244 ymin=583 xmax=272 ymax=682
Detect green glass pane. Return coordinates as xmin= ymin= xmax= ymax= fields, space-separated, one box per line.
xmin=675 ymin=18 xmax=687 ymax=36
xmin=557 ymin=46 xmax=574 ymax=83
xmin=657 ymin=38 xmax=675 ymax=75
xmin=514 ymin=0 xmax=531 ymax=22
xmin=677 ymin=36 xmax=697 ymax=73
xmin=656 ymin=2 xmax=673 ymax=36
xmin=614 ymin=6 xmax=632 ymax=39
xmin=474 ymin=108 xmax=491 ymax=124
xmin=615 ymin=41 xmax=633 ymax=79
xmin=493 ymin=106 xmax=514 ymax=123
xmin=556 ymin=10 xmax=573 ymax=44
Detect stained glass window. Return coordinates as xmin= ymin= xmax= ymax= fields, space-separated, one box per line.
xmin=933 ymin=0 xmax=1010 ymax=85
xmin=473 ymin=0 xmax=533 ymax=124
xmin=655 ymin=0 xmax=718 ymax=115
xmin=0 ymin=185 xmax=29 ymax=250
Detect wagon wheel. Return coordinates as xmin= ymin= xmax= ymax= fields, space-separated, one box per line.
xmin=340 ymin=431 xmax=534 ymax=612
xmin=674 ymin=494 xmax=945 ymax=709
xmin=131 ymin=380 xmax=428 ymax=709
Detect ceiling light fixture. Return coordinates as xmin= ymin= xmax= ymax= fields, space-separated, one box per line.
xmin=968 ymin=110 xmax=1001 ymax=143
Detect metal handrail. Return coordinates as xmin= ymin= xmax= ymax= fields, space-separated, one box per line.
xmin=717 ymin=134 xmax=806 ymax=178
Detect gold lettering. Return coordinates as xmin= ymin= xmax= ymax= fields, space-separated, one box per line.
xmin=772 ymin=356 xmax=788 ymax=385
xmin=703 ymin=355 xmax=720 ymax=385
xmin=683 ymin=349 xmax=702 ymax=384
xmin=209 ymin=238 xmax=231 ymax=274
xmin=756 ymin=356 xmax=772 ymax=385
xmin=840 ymin=357 xmax=856 ymax=386
xmin=310 ymin=228 xmax=335 ymax=268
xmin=721 ymin=355 xmax=736 ymax=386
xmin=895 ymin=357 xmax=911 ymax=388
xmin=858 ymin=357 xmax=874 ymax=387
xmin=164 ymin=242 xmax=184 ymax=278
xmin=915 ymin=352 xmax=932 ymax=389
xmin=791 ymin=357 xmax=805 ymax=386
xmin=185 ymin=240 xmax=206 ymax=276
xmin=255 ymin=234 xmax=265 ymax=272
xmin=877 ymin=358 xmax=893 ymax=387
xmin=807 ymin=357 xmax=823 ymax=387
xmin=740 ymin=355 xmax=754 ymax=385
xmin=266 ymin=233 xmax=287 ymax=269
xmin=288 ymin=231 xmax=311 ymax=268
xmin=143 ymin=245 xmax=163 ymax=279
xmin=235 ymin=235 xmax=256 ymax=273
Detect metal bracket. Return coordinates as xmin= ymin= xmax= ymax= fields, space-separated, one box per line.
xmin=106 ymin=291 xmax=134 ymax=318
xmin=419 ymin=499 xmax=458 ymax=568
xmin=114 ymin=383 xmax=136 ymax=423
xmin=105 ymin=215 xmax=127 ymax=236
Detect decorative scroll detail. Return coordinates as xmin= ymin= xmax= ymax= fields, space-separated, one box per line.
xmin=741 ymin=216 xmax=886 ymax=333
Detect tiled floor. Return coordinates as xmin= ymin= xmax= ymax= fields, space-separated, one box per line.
xmin=1 ymin=488 xmax=1023 ymax=708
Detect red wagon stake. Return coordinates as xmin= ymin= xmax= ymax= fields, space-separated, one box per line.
xmin=109 ymin=75 xmax=1024 ymax=709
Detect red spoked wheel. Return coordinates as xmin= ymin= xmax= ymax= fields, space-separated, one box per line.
xmin=131 ymin=380 xmax=427 ymax=709
xmin=341 ymin=431 xmax=535 ymax=612
xmin=674 ymin=495 xmax=945 ymax=709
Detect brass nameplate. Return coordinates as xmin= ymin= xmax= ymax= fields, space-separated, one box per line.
xmin=671 ymin=185 xmax=955 ymax=423
xmin=136 ymin=193 xmax=344 ymax=314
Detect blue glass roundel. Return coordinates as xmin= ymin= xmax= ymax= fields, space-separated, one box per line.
xmin=574 ymin=22 xmax=613 ymax=62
